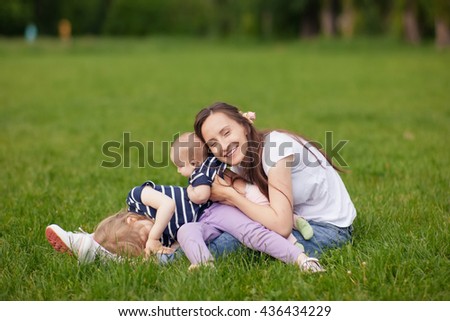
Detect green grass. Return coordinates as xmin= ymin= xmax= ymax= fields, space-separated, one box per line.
xmin=0 ymin=37 xmax=449 ymax=301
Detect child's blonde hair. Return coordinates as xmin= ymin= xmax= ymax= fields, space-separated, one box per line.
xmin=93 ymin=210 xmax=148 ymax=257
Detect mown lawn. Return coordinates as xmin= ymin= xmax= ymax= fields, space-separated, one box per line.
xmin=0 ymin=37 xmax=448 ymax=300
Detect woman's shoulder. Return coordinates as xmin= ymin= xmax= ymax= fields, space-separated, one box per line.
xmin=264 ymin=130 xmax=300 ymax=146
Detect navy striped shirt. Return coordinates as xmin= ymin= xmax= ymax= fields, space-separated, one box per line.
xmin=126 ymin=156 xmax=226 ymax=246
xmin=189 ymin=156 xmax=226 ymax=187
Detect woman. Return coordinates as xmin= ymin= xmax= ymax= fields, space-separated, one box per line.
xmin=194 ymin=102 xmax=356 ymax=257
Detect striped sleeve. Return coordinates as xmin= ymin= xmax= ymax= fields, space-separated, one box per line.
xmin=189 ymin=157 xmax=226 ymax=187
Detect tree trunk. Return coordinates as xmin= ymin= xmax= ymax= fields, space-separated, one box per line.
xmin=339 ymin=0 xmax=355 ymax=39
xmin=435 ymin=18 xmax=450 ymax=48
xmin=299 ymin=2 xmax=320 ymax=39
xmin=403 ymin=0 xmax=421 ymax=44
xmin=320 ymin=0 xmax=337 ymax=37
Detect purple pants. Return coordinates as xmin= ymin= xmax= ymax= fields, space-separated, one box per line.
xmin=177 ymin=203 xmax=303 ymax=265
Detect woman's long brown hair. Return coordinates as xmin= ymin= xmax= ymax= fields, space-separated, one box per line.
xmin=194 ymin=102 xmax=342 ymax=199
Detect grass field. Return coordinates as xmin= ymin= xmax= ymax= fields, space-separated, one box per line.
xmin=0 ymin=37 xmax=449 ymax=301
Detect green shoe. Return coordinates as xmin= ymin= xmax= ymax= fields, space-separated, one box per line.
xmin=294 ymin=242 xmax=305 ymax=252
xmin=295 ymin=217 xmax=314 ymax=240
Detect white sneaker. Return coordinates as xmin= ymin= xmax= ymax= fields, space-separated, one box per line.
xmin=298 ymin=257 xmax=326 ymax=273
xmin=45 ymin=224 xmax=117 ymax=264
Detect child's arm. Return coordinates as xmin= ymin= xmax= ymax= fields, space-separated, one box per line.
xmin=187 ymin=157 xmax=227 ymax=204
xmin=187 ymin=184 xmax=211 ymax=205
xmin=140 ymin=186 xmax=175 ymax=255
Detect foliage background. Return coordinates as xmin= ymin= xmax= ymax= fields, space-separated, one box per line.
xmin=1 ymin=0 xmax=449 ymax=46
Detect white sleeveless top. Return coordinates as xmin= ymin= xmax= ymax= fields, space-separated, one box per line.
xmin=236 ymin=131 xmax=356 ymax=227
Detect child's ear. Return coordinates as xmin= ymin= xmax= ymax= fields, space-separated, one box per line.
xmin=126 ymin=216 xmax=137 ymax=225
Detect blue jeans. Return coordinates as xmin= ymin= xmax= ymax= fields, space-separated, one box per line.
xmin=158 ymin=221 xmax=352 ymax=263
xmin=291 ymin=221 xmax=353 ymax=258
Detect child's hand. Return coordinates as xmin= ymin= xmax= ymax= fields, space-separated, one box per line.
xmin=145 ymin=239 xmax=175 ymax=258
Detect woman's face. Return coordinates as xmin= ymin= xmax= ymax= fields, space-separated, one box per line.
xmin=201 ymin=112 xmax=248 ymax=166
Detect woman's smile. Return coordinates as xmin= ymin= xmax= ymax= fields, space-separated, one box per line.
xmin=224 ymin=143 xmax=238 ymax=158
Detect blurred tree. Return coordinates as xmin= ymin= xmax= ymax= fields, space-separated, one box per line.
xmin=33 ymin=0 xmax=62 ymax=35
xmin=386 ymin=0 xmax=404 ymax=40
xmin=211 ymin=0 xmax=231 ymax=37
xmin=431 ymin=0 xmax=450 ymax=48
xmin=258 ymin=0 xmax=277 ymax=39
xmin=0 ymin=0 xmax=33 ymax=35
xmin=353 ymin=0 xmax=391 ymax=35
xmin=261 ymin=0 xmax=303 ymax=39
xmin=103 ymin=0 xmax=213 ymax=36
xmin=288 ymin=0 xmax=320 ymax=38
xmin=166 ymin=0 xmax=214 ymax=35
xmin=235 ymin=0 xmax=259 ymax=37
xmin=103 ymin=0 xmax=163 ymax=35
xmin=320 ymin=0 xmax=340 ymax=37
xmin=403 ymin=0 xmax=421 ymax=44
xmin=387 ymin=0 xmax=437 ymax=44
xmin=60 ymin=0 xmax=111 ymax=35
xmin=338 ymin=0 xmax=356 ymax=38
xmin=0 ymin=0 xmax=447 ymax=45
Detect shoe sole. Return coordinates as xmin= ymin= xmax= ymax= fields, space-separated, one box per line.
xmin=45 ymin=226 xmax=73 ymax=255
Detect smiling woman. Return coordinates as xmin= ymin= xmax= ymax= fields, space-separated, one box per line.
xmin=201 ymin=111 xmax=249 ymax=166
xmin=194 ymin=102 xmax=356 ymax=257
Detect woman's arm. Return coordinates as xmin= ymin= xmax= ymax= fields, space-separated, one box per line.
xmin=211 ymin=156 xmax=294 ymax=237
xmin=140 ymin=186 xmax=176 ymax=254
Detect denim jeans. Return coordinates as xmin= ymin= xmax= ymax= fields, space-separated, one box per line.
xmin=291 ymin=221 xmax=353 ymax=258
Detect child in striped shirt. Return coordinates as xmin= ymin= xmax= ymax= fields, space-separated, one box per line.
xmin=122 ymin=132 xmax=226 ymax=255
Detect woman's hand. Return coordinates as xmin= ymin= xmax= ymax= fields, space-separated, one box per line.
xmin=210 ymin=176 xmax=236 ymax=205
